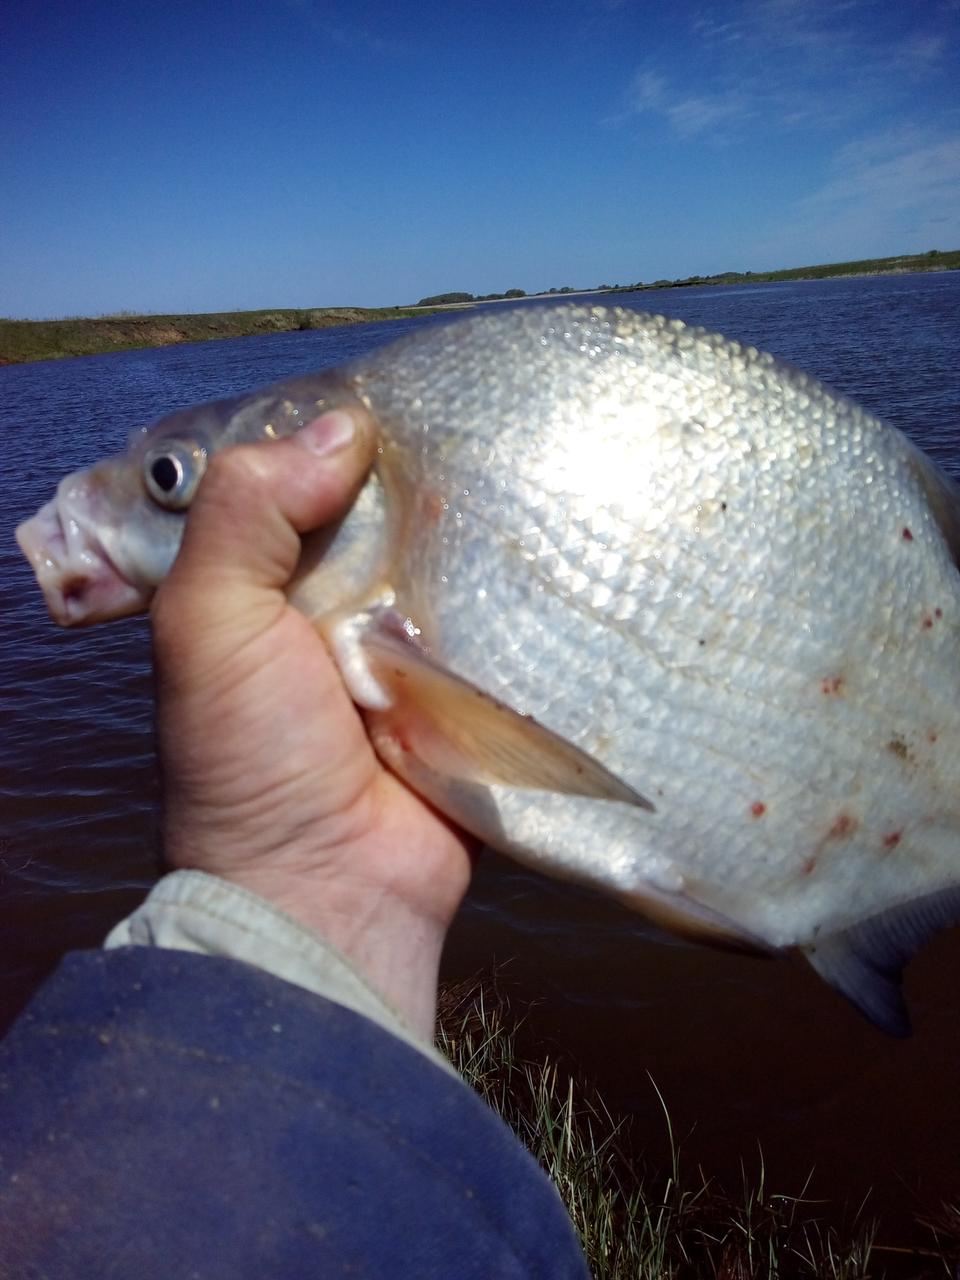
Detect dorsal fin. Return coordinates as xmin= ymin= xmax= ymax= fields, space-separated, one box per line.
xmin=907 ymin=442 xmax=960 ymax=567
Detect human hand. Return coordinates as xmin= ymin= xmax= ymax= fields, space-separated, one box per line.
xmin=151 ymin=409 xmax=476 ymax=1037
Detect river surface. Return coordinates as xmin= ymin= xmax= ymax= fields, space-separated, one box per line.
xmin=3 ymin=273 xmax=960 ymax=1236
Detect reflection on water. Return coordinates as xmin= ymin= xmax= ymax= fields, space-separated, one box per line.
xmin=448 ymin=854 xmax=960 ymax=1227
xmin=3 ymin=273 xmax=960 ymax=1231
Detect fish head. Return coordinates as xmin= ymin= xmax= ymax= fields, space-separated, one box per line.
xmin=15 ymin=373 xmax=351 ymax=627
xmin=17 ymin=448 xmax=185 ymax=626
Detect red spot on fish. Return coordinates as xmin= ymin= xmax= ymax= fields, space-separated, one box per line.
xmin=935 ymin=608 xmax=943 ymax=619
xmin=802 ymin=856 xmax=817 ymax=876
xmin=820 ymin=676 xmax=843 ymax=695
xmin=902 ymin=527 xmax=913 ymax=541
xmin=750 ymin=801 xmax=766 ymax=818
xmin=923 ymin=616 xmax=933 ymax=629
xmin=828 ymin=814 xmax=857 ymax=840
xmin=883 ymin=831 xmax=902 ymax=848
xmin=386 ymin=724 xmax=414 ymax=755
xmin=423 ymin=491 xmax=444 ymax=523
xmin=928 ymin=731 xmax=939 ymax=744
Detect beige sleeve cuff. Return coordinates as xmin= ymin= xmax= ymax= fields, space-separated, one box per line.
xmin=103 ymin=869 xmax=458 ymax=1079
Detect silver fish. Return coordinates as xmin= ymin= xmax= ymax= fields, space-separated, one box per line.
xmin=17 ymin=305 xmax=960 ymax=1034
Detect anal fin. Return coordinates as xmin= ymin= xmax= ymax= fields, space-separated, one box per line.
xmin=616 ymin=883 xmax=774 ymax=956
xmin=804 ymin=887 xmax=960 ymax=1036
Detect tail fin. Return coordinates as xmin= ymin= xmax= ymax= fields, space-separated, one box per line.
xmin=804 ymin=888 xmax=960 ymax=1035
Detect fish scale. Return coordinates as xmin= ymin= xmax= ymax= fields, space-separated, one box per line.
xmin=16 ymin=304 xmax=960 ymax=1035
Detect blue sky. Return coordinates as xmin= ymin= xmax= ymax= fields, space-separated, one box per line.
xmin=2 ymin=0 xmax=958 ymax=317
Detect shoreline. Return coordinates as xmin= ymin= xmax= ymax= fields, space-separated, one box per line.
xmin=3 ymin=251 xmax=957 ymax=366
xmin=0 ymin=305 xmax=438 ymax=367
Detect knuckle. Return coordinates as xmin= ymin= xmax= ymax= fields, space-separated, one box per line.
xmin=187 ymin=445 xmax=284 ymax=538
xmin=201 ymin=445 xmax=269 ymax=505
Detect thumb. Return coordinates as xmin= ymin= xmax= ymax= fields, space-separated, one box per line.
xmin=152 ymin=406 xmax=376 ymax=651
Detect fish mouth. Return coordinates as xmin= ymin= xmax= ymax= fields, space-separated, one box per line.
xmin=16 ymin=488 xmax=150 ymax=627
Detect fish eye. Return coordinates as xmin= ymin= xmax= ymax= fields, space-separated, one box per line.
xmin=151 ymin=455 xmax=181 ymax=492
xmin=142 ymin=439 xmax=207 ymax=510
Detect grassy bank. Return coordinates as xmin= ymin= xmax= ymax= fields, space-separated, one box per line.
xmin=6 ymin=247 xmax=957 ymax=366
xmin=627 ymin=248 xmax=960 ymax=293
xmin=409 ymin=248 xmax=960 ymax=305
xmin=437 ymin=976 xmax=958 ymax=1278
xmin=0 ymin=305 xmax=435 ymax=366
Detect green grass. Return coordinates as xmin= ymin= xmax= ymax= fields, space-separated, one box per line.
xmin=5 ymin=247 xmax=956 ymax=365
xmin=0 ymin=305 xmax=436 ymax=365
xmin=631 ymin=248 xmax=960 ymax=292
xmin=437 ymin=975 xmax=957 ymax=1278
xmin=413 ymin=248 xmax=960 ymax=303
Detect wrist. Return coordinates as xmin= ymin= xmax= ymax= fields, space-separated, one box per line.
xmin=164 ymin=822 xmax=458 ymax=1041
xmin=218 ymin=861 xmax=451 ymax=1040
xmin=161 ymin=778 xmax=474 ymax=1041
xmin=106 ymin=870 xmax=460 ymax=1074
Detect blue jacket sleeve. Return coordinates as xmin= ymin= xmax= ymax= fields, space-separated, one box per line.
xmin=0 ymin=947 xmax=588 ymax=1279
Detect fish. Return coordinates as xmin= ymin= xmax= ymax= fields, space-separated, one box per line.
xmin=16 ymin=304 xmax=960 ymax=1035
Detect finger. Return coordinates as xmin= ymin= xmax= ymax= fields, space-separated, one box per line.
xmin=173 ymin=406 xmax=375 ymax=593
xmin=153 ymin=406 xmax=376 ymax=641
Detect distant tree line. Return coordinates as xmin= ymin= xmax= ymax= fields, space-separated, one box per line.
xmin=414 ymin=283 xmax=642 ymax=306
xmin=412 ymin=249 xmax=959 ymax=309
xmin=415 ymin=289 xmax=529 ymax=306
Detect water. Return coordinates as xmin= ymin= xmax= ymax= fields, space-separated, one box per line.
xmin=3 ymin=273 xmax=960 ymax=1232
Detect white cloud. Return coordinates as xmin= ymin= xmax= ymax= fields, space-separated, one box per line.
xmin=618 ymin=0 xmax=956 ymax=142
xmin=666 ymin=91 xmax=750 ymax=137
xmin=280 ymin=0 xmax=401 ymax=56
xmin=760 ymin=127 xmax=960 ymax=261
xmin=801 ymin=129 xmax=960 ymax=218
xmin=894 ymin=32 xmax=947 ymax=69
xmin=626 ymin=70 xmax=749 ymax=138
xmin=628 ymin=70 xmax=668 ymax=111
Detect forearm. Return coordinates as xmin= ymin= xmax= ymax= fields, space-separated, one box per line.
xmin=238 ymin=878 xmax=449 ymax=1046
xmin=0 ymin=944 xmax=588 ymax=1279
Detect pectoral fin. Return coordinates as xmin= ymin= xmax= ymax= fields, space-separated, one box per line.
xmin=359 ymin=627 xmax=654 ymax=810
xmin=357 ymin=628 xmax=780 ymax=956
